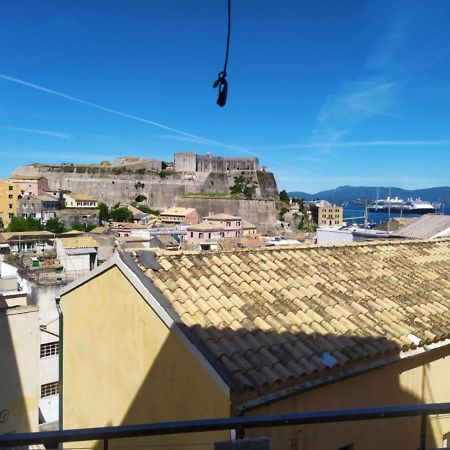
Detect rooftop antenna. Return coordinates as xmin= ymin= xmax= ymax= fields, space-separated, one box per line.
xmin=213 ymin=0 xmax=232 ymax=107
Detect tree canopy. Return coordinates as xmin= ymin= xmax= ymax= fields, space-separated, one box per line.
xmin=110 ymin=207 xmax=133 ymax=222
xmin=45 ymin=217 xmax=65 ymax=234
xmin=230 ymin=175 xmax=257 ymax=199
xmin=7 ymin=216 xmax=43 ymax=232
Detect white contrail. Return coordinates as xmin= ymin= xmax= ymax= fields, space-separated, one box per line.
xmin=0 ymin=126 xmax=69 ymax=138
xmin=0 ymin=72 xmax=216 ymax=144
xmin=0 ymin=72 xmax=296 ymax=169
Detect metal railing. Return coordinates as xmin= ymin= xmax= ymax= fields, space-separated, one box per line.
xmin=0 ymin=403 xmax=449 ymax=449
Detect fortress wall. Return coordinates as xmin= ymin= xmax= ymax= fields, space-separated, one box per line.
xmin=257 ymin=171 xmax=279 ymax=198
xmin=10 ymin=165 xmax=278 ymax=216
xmin=176 ymin=197 xmax=278 ymax=233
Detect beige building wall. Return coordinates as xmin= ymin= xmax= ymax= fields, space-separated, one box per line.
xmin=318 ymin=206 xmax=344 ymax=227
xmin=243 ymin=347 xmax=450 ymax=450
xmin=0 ymin=179 xmax=18 ymax=228
xmin=0 ymin=305 xmax=40 ymax=434
xmin=10 ymin=177 xmax=49 ymax=197
xmin=61 ymin=266 xmax=230 ymax=450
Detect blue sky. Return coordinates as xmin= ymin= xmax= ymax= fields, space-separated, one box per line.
xmin=1 ymin=0 xmax=450 ymax=192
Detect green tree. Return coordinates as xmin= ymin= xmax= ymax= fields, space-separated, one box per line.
xmin=110 ymin=207 xmax=133 ymax=222
xmin=70 ymin=220 xmax=84 ymax=231
xmin=230 ymin=175 xmax=257 ymax=199
xmin=7 ymin=216 xmax=43 ymax=232
xmin=278 ymin=207 xmax=289 ymax=221
xmin=279 ymin=190 xmax=290 ymax=203
xmin=98 ymin=202 xmax=110 ymax=223
xmin=130 ymin=202 xmax=160 ymax=215
xmin=45 ymin=217 xmax=65 ymax=234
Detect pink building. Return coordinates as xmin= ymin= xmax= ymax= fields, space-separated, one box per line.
xmin=203 ymin=213 xmax=242 ymax=233
xmin=159 ymin=207 xmax=199 ymax=225
xmin=10 ymin=176 xmax=49 ymax=197
xmin=185 ymin=213 xmax=242 ymax=245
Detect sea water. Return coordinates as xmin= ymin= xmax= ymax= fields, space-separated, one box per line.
xmin=343 ymin=203 xmax=448 ymax=226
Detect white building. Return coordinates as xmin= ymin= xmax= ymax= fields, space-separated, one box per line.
xmin=56 ymin=237 xmax=98 ymax=278
xmin=0 ymin=261 xmax=28 ymax=307
xmin=316 ymin=228 xmax=354 ymax=245
xmin=31 ymin=284 xmax=61 ymax=430
xmin=111 ymin=222 xmax=150 ymax=238
xmin=63 ymin=192 xmax=98 ymax=208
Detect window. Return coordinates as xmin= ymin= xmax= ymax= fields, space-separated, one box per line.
xmin=443 ymin=431 xmax=450 ymax=447
xmin=226 ymin=221 xmax=231 ymax=227
xmin=190 ymin=232 xmax=193 ymax=238
xmin=8 ymin=204 xmax=13 ymax=209
xmin=8 ymin=186 xmax=13 ymax=191
xmin=41 ymin=382 xmax=59 ymax=398
xmin=40 ymin=342 xmax=59 ymax=358
xmin=199 ymin=232 xmax=203 ymax=238
xmin=208 ymin=233 xmax=211 ymax=239
xmin=8 ymin=194 xmax=12 ymax=199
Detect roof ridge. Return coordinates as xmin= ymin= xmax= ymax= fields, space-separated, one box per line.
xmin=156 ymin=237 xmax=450 ymax=261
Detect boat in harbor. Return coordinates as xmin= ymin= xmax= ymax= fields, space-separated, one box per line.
xmin=367 ymin=197 xmax=440 ymax=214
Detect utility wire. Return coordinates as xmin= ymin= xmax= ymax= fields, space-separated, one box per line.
xmin=213 ymin=0 xmax=231 ymax=107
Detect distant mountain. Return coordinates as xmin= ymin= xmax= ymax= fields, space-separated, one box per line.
xmin=288 ymin=186 xmax=450 ymax=204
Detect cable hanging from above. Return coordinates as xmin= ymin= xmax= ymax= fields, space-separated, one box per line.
xmin=213 ymin=0 xmax=231 ymax=107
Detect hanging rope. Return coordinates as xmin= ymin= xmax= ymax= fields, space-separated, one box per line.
xmin=213 ymin=0 xmax=231 ymax=107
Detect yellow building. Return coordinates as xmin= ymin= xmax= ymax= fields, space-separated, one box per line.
xmin=0 ymin=305 xmax=40 ymax=434
xmin=312 ymin=204 xmax=344 ymax=226
xmin=0 ymin=179 xmax=19 ymax=228
xmin=60 ymin=240 xmax=450 ymax=450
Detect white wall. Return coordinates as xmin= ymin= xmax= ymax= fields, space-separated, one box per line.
xmin=65 ymin=254 xmax=90 ymax=272
xmin=317 ymin=228 xmax=354 ymax=245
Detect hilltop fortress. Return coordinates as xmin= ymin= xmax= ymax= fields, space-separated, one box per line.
xmin=12 ymin=152 xmax=279 ymax=231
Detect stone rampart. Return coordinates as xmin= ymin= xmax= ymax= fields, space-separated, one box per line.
xmin=176 ymin=197 xmax=278 ymax=233
xmin=11 ymin=165 xmax=277 ymax=212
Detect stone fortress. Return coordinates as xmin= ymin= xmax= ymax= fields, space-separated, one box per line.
xmin=12 ymin=152 xmax=279 ymax=231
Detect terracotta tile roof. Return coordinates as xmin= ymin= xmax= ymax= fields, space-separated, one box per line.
xmin=160 ymin=207 xmax=196 ymax=217
xmin=112 ymin=222 xmax=146 ymax=229
xmin=58 ymin=237 xmax=98 ymax=249
xmin=135 ymin=239 xmax=450 ymax=391
xmin=204 ymin=213 xmax=241 ymax=221
xmin=188 ymin=221 xmax=223 ymax=231
xmin=69 ymin=193 xmax=97 ymax=201
xmin=0 ymin=231 xmax=54 ymax=242
xmin=241 ymin=220 xmax=257 ymax=230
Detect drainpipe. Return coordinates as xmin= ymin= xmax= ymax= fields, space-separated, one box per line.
xmin=56 ymin=296 xmax=63 ymax=433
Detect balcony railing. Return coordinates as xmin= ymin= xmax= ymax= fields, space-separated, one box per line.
xmin=0 ymin=402 xmax=449 ymax=449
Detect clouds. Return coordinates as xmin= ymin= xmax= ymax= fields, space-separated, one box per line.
xmin=273 ymin=138 xmax=450 ymax=150
xmin=307 ymin=6 xmax=413 ymax=151
xmin=309 ymin=80 xmax=398 ymax=150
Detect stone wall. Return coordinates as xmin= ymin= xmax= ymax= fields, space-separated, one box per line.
xmin=176 ymin=197 xmax=278 ymax=233
xmin=174 ymin=152 xmax=259 ymax=173
xmin=11 ymin=165 xmax=279 ymax=211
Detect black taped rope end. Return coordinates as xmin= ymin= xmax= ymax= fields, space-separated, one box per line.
xmin=213 ymin=71 xmax=228 ymax=107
